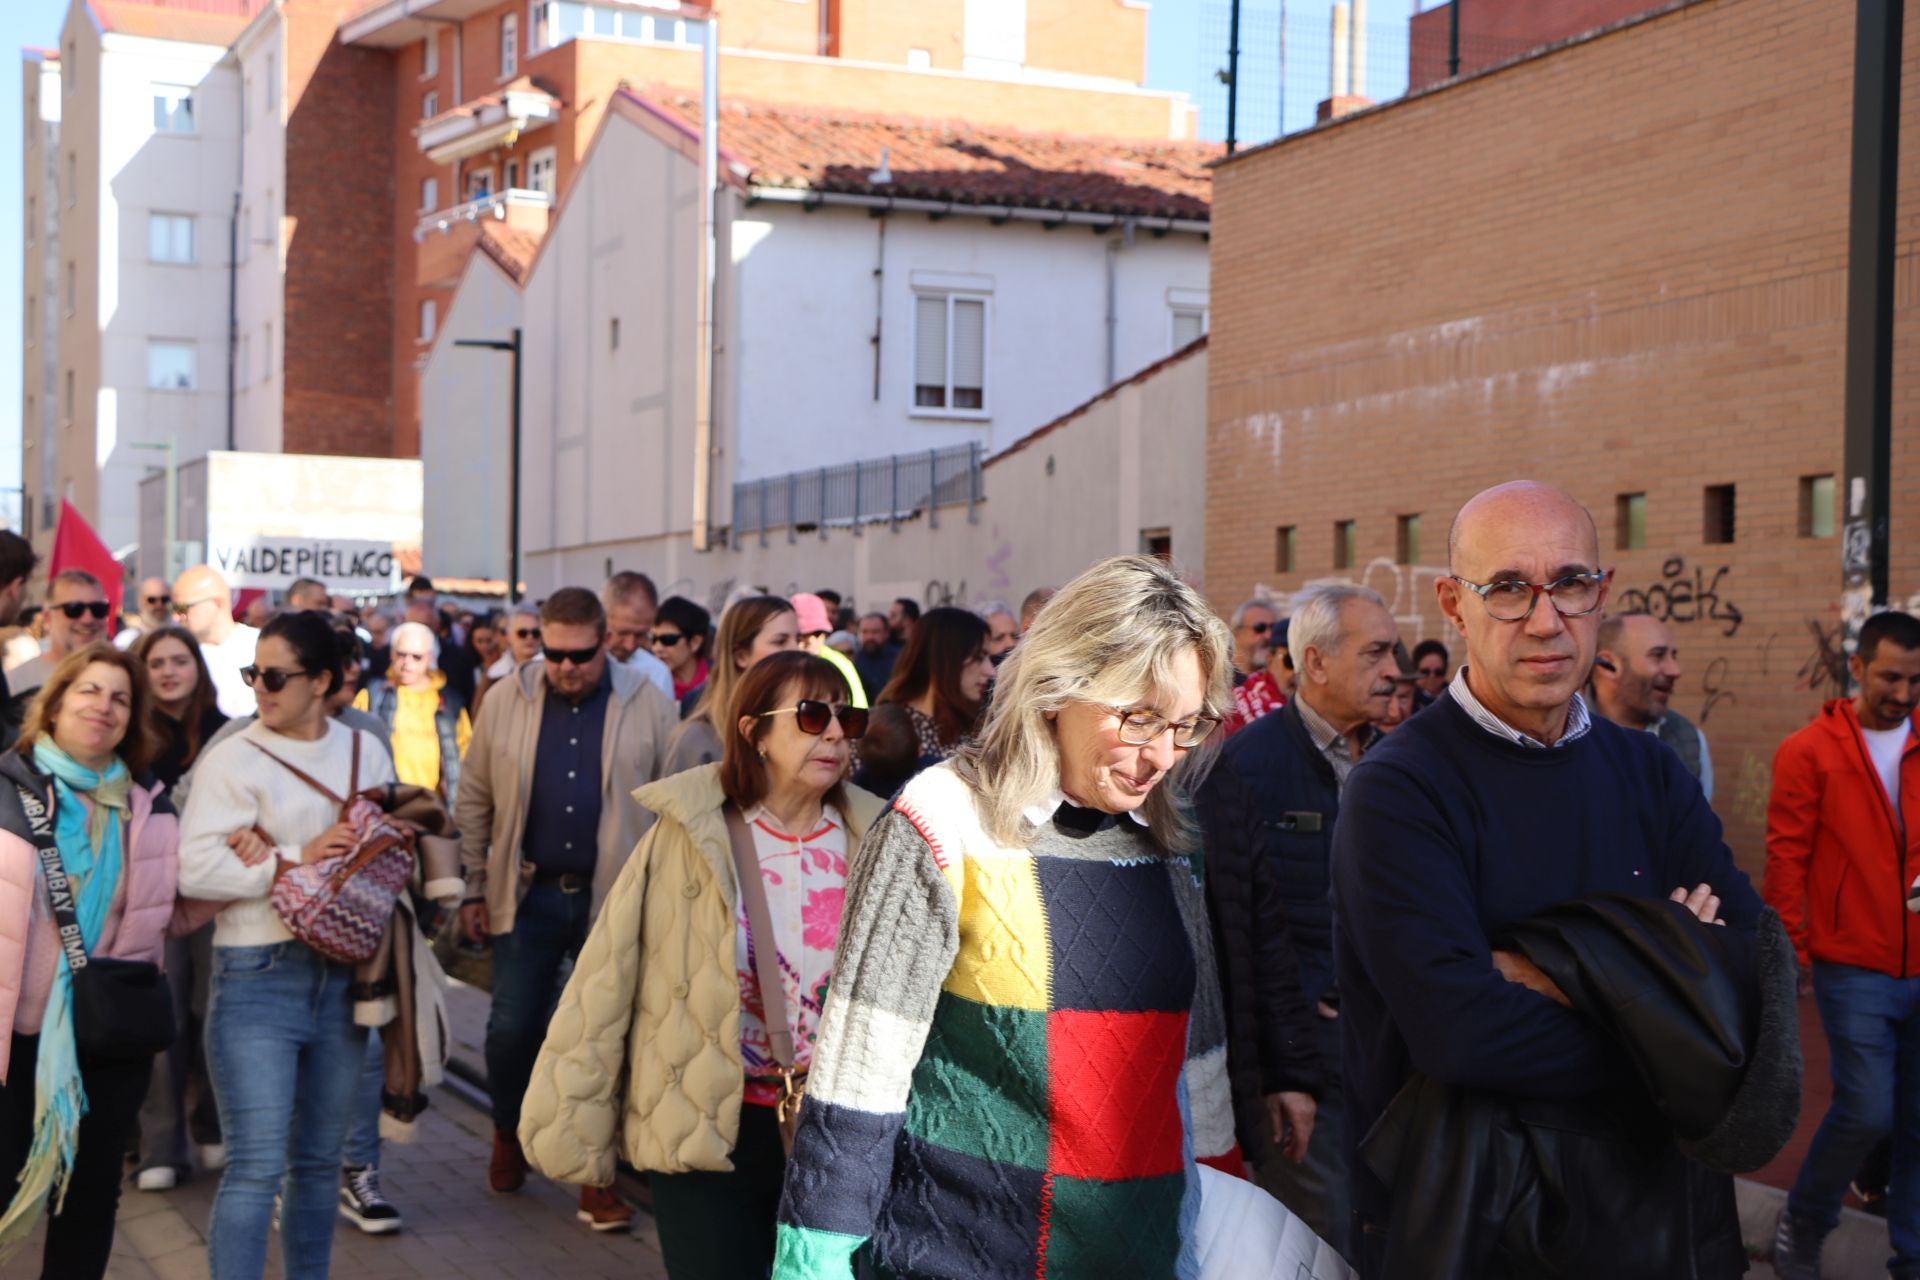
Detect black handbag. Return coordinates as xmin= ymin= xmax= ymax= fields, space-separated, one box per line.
xmin=16 ymin=782 xmax=176 ymax=1064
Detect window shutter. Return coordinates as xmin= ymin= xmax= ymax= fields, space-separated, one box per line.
xmin=914 ymin=295 xmax=948 ymax=406
xmin=1172 ymin=309 xmax=1204 ymax=349
xmin=951 ymin=298 xmax=985 ymax=407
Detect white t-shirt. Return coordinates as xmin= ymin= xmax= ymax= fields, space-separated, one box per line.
xmin=201 ymin=623 xmax=261 ymax=719
xmin=1862 ymin=724 xmax=1909 ymax=817
xmin=619 ymin=646 xmax=676 ymax=700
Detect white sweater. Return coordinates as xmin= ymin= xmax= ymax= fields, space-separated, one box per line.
xmin=178 ymin=718 xmax=397 ymax=947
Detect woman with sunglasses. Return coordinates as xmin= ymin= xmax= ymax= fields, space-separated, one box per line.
xmin=771 ymin=556 xmax=1247 ymax=1280
xmin=664 ymin=595 xmax=800 ymax=775
xmin=177 ymin=612 xmax=396 ymax=1280
xmin=521 ymin=650 xmax=882 ymax=1279
xmin=649 ymin=596 xmax=713 ymax=711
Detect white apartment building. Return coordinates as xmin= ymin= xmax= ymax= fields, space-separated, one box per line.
xmin=21 ymin=51 xmax=62 ymax=540
xmin=230 ymin=8 xmax=284 ymax=455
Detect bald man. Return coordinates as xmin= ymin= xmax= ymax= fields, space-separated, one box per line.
xmin=172 ymin=564 xmax=258 ymax=716
xmin=1592 ymin=612 xmax=1714 ymax=800
xmin=1331 ymin=482 xmax=1767 ymax=1277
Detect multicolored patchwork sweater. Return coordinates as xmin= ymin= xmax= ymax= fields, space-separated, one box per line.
xmin=773 ymin=762 xmax=1238 ymax=1280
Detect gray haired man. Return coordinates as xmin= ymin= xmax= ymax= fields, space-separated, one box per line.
xmin=1230 ymin=598 xmax=1279 ymax=683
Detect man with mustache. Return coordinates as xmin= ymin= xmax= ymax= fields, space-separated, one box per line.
xmin=1198 ymin=580 xmax=1402 ymax=1260
xmin=1765 ymin=609 xmax=1920 ymax=1279
xmin=1591 ymin=611 xmax=1714 ymax=799
xmin=1333 ymin=481 xmax=1759 ymax=1277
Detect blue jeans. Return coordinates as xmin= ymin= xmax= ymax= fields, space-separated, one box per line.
xmin=1788 ymin=961 xmax=1920 ymax=1269
xmin=484 ymin=880 xmax=592 ymax=1135
xmin=205 ymin=942 xmax=368 ymax=1280
xmin=342 ymin=1034 xmax=384 ymax=1169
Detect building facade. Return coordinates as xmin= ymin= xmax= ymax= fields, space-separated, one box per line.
xmin=20 ymin=51 xmax=62 ymax=539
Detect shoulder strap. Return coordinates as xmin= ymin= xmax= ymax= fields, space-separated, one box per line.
xmin=349 ymin=729 xmax=361 ymax=797
xmin=246 ymin=738 xmax=345 ymax=806
xmin=725 ymin=804 xmax=795 ymax=1070
xmin=15 ymin=782 xmax=88 ymax=973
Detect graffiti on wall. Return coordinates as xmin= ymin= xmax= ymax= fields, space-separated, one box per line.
xmin=1253 ymin=558 xmax=1454 ymax=643
xmin=1615 ymin=557 xmax=1744 ymax=638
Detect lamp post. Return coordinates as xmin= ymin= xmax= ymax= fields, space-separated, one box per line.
xmin=129 ymin=437 xmax=176 ymax=582
xmin=454 ymin=329 xmax=522 ymax=602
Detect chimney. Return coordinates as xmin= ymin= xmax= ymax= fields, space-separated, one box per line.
xmin=1317 ymin=0 xmax=1376 ymax=122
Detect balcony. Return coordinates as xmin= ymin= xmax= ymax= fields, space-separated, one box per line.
xmin=418 ymin=81 xmax=560 ymax=163
xmin=414 ymin=189 xmax=552 ymax=288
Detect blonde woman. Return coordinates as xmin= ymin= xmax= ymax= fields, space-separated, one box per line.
xmin=662 ymin=596 xmax=798 ymax=775
xmin=772 ymin=556 xmax=1243 ymax=1279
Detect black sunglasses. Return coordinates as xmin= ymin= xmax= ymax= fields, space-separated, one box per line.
xmin=1245 ymin=620 xmax=1271 ymax=635
xmin=650 ymin=631 xmax=685 ymax=647
xmin=57 ymin=601 xmax=111 ymax=620
xmin=240 ymin=665 xmax=313 ymax=693
xmin=543 ymin=644 xmax=601 ymax=667
xmin=144 ymin=594 xmax=171 ymax=605
xmin=509 ymin=627 xmax=537 ymax=640
xmin=759 ymin=699 xmax=868 ymax=740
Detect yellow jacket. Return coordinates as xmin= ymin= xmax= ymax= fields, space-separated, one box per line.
xmin=519 ymin=763 xmax=883 ymax=1180
xmin=353 ymin=670 xmax=472 ymax=796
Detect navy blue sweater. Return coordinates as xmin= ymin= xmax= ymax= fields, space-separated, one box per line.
xmin=1332 ymin=691 xmax=1760 ymax=1223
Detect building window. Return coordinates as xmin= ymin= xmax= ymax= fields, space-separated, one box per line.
xmin=907 ymin=47 xmax=932 ymax=69
xmin=423 ymin=91 xmax=439 ymax=119
xmin=1703 ymin=484 xmax=1736 ymax=545
xmin=1799 ymin=474 xmax=1835 ymax=538
xmin=152 ymin=86 xmax=195 ymax=133
xmin=1396 ymin=513 xmax=1421 ymax=566
xmin=610 ymin=317 xmax=620 ymax=350
xmin=501 ymin=12 xmax=519 ymax=76
xmin=1274 ymin=525 xmax=1296 ymax=574
xmin=1141 ymin=529 xmax=1172 ymax=561
xmin=1333 ymin=519 xmax=1357 ymax=570
xmin=1616 ymin=492 xmax=1646 ymax=551
xmin=422 ymin=33 xmax=439 ymax=78
xmin=419 ymin=299 xmax=437 ymax=343
xmin=147 ymin=341 xmax=196 ymax=391
xmin=505 ymin=157 xmax=521 ymax=190
xmin=913 ymin=293 xmax=988 ymax=413
xmin=1170 ymin=306 xmax=1208 ymax=351
xmin=419 ymin=177 xmax=438 ymax=212
xmin=148 ymin=213 xmax=194 ymax=264
xmin=527 ymin=147 xmax=556 ymax=196
xmin=467 ymin=168 xmax=494 ymax=200
xmin=530 ymin=1 xmax=554 ymax=53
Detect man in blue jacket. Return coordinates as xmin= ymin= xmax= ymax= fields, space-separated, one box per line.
xmin=1201 ymin=580 xmax=1401 ymax=1258
xmin=1333 ymin=481 xmax=1760 ymax=1277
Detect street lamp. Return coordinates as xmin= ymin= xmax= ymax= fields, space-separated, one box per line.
xmin=453 ymin=328 xmax=522 ymax=602
xmin=129 ymin=437 xmax=176 ymax=582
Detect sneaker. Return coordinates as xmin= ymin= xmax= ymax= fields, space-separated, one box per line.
xmin=197 ymin=1142 xmax=227 ymax=1172
xmin=1771 ymin=1207 xmax=1823 ymax=1280
xmin=134 ymin=1166 xmax=178 ymax=1192
xmin=577 ymin=1184 xmax=633 ymax=1233
xmin=489 ymin=1129 xmax=527 ymax=1194
xmin=339 ymin=1164 xmax=403 ymax=1235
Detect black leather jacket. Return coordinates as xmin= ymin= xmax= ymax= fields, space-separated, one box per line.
xmin=1358 ymin=897 xmax=1802 ymax=1279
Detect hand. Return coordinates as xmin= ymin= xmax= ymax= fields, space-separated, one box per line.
xmin=299 ymin=822 xmax=359 ymax=865
xmin=459 ymin=900 xmax=491 ymax=944
xmin=1315 ymin=999 xmax=1340 ymax=1021
xmin=226 ymin=828 xmax=272 ymax=867
xmin=1266 ymin=1091 xmax=1317 ymax=1163
xmin=1491 ymin=948 xmax=1570 ymax=1008
xmin=1798 ymin=965 xmax=1814 ymax=999
xmin=1670 ymin=882 xmax=1727 ymax=926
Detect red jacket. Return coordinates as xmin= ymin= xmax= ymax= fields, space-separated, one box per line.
xmin=1764 ymin=698 xmax=1920 ymax=976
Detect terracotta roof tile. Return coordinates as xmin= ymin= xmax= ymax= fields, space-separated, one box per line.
xmin=91 ymin=0 xmax=257 ymax=44
xmin=477 ymin=224 xmax=542 ymax=284
xmin=638 ymin=89 xmax=1218 ymax=222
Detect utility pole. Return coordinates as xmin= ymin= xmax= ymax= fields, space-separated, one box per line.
xmin=454 ymin=330 xmax=523 ymax=601
xmin=1840 ymin=0 xmax=1903 ymax=667
xmin=1448 ymin=0 xmax=1461 ymax=78
xmin=1226 ymin=0 xmax=1242 ymax=154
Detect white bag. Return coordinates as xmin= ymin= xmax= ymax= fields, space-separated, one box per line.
xmin=1193 ymin=1164 xmax=1358 ymax=1280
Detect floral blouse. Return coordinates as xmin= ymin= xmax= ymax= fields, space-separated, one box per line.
xmin=736 ymin=803 xmax=850 ymax=1106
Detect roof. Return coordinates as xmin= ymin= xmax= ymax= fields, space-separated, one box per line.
xmin=638 ymin=89 xmax=1218 ymax=222
xmin=90 ymin=0 xmax=259 ymax=44
xmin=476 ymin=224 xmax=541 ymax=284
xmin=992 ymin=335 xmax=1208 ymax=466
xmin=417 ymin=76 xmax=561 ymax=133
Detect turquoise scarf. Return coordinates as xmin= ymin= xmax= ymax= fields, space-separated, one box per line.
xmin=0 ymin=737 xmax=130 ymax=1255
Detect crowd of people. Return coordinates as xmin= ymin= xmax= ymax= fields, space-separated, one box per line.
xmin=0 ymin=478 xmax=1908 ymax=1279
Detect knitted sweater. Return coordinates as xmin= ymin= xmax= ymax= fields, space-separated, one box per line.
xmin=177 ymin=718 xmax=396 ymax=947
xmin=773 ymin=762 xmax=1236 ymax=1280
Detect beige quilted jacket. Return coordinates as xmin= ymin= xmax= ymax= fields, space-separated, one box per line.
xmin=518 ymin=763 xmax=884 ymax=1181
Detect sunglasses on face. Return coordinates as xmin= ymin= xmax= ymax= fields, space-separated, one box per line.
xmin=1418 ymin=665 xmax=1445 ymax=677
xmin=56 ymin=601 xmax=110 ymax=620
xmin=543 ymin=644 xmax=601 ymax=667
xmin=240 ymin=665 xmax=312 ymax=693
xmin=144 ymin=594 xmax=170 ymax=605
xmin=650 ymin=632 xmax=685 ymax=647
xmin=171 ymin=597 xmax=213 ymax=616
xmin=758 ymin=699 xmax=868 ymax=739
xmin=510 ymin=627 xmax=537 ymax=640
xmin=1245 ymin=620 xmax=1271 ymax=635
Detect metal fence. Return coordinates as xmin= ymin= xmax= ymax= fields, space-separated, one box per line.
xmin=730 ymin=442 xmax=983 ymax=546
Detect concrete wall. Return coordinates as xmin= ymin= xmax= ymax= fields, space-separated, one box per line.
xmin=232 ymin=12 xmax=285 ymax=453
xmin=1206 ymin=0 xmax=1920 ymax=872
xmin=420 ymin=251 xmax=521 ymax=582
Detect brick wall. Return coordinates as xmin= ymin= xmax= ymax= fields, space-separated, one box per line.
xmin=1207 ymin=0 xmax=1920 ymax=871
xmin=1407 ymin=0 xmax=1667 ymax=90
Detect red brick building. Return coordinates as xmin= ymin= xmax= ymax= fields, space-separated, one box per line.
xmin=1407 ymin=0 xmax=1666 ymax=90
xmin=1207 ymin=0 xmax=1919 ymax=869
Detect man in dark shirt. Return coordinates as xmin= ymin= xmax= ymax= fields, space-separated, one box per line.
xmin=0 ymin=532 xmax=37 ymax=742
xmin=852 ymin=611 xmax=899 ymax=700
xmin=1333 ymin=481 xmax=1761 ymax=1277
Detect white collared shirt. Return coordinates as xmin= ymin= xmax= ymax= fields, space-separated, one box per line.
xmin=1448 ymin=665 xmax=1592 ymax=749
xmin=1022 ymin=788 xmax=1153 ymax=830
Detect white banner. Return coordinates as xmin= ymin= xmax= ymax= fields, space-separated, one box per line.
xmin=208 ymin=536 xmax=402 ymax=595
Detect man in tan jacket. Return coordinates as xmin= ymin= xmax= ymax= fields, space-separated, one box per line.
xmin=453 ymin=586 xmax=678 ymax=1230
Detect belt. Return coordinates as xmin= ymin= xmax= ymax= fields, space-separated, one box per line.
xmin=530 ymin=868 xmax=591 ymax=893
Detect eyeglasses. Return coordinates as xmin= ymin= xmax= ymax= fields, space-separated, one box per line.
xmin=758 ymin=700 xmax=868 ymax=739
xmin=1103 ymin=705 xmax=1221 ymax=749
xmin=1450 ymin=571 xmax=1609 ymax=623
xmin=543 ymin=644 xmax=601 ymax=667
xmin=1417 ymin=664 xmax=1446 ymax=677
xmin=143 ymin=594 xmax=171 ymax=606
xmin=1244 ymin=620 xmax=1271 ymax=635
xmin=240 ymin=665 xmax=312 ymax=693
xmin=392 ymin=651 xmax=430 ymax=663
xmin=172 ymin=597 xmax=214 ymax=616
xmin=650 ymin=632 xmax=685 ymax=647
xmin=509 ymin=627 xmax=537 ymax=640
xmin=56 ymin=601 xmax=110 ymax=620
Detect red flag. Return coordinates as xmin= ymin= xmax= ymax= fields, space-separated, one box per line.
xmin=49 ymin=500 xmax=125 ymax=638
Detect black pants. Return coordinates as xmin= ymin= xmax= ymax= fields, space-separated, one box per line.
xmin=0 ymin=1033 xmax=152 ymax=1280
xmin=648 ymin=1101 xmax=787 ymax=1280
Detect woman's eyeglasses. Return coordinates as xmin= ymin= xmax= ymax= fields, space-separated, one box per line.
xmin=1103 ymin=705 xmax=1222 ymax=749
xmin=758 ymin=700 xmax=868 ymax=739
xmin=240 ymin=665 xmax=312 ymax=693
xmin=56 ymin=601 xmax=110 ymax=620
xmin=650 ymin=631 xmax=684 ymax=647
xmin=543 ymin=644 xmax=601 ymax=667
